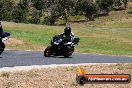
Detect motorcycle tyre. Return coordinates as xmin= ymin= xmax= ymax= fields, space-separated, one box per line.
xmin=0 ymin=42 xmax=5 ymax=55
xmin=44 ymin=46 xmax=52 ymax=57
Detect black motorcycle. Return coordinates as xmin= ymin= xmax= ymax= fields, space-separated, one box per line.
xmin=44 ymin=35 xmax=79 ymax=58
xmin=0 ymin=32 xmax=10 ymax=55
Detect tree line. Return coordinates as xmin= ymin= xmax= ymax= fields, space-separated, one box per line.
xmin=0 ymin=0 xmax=129 ymax=25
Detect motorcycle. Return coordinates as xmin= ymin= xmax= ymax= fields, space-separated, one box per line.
xmin=0 ymin=32 xmax=10 ymax=55
xmin=44 ymin=35 xmax=79 ymax=58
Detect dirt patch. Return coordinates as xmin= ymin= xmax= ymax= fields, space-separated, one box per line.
xmin=4 ymin=38 xmax=24 ymax=45
xmin=0 ymin=63 xmax=131 ymax=88
xmin=3 ymin=38 xmax=45 ymax=51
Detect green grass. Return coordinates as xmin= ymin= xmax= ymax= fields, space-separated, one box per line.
xmin=3 ymin=21 xmax=132 ymax=56
xmin=2 ymin=3 xmax=132 ymax=56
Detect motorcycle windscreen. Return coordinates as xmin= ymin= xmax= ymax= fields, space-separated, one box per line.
xmin=1 ymin=32 xmax=10 ymax=38
xmin=52 ymin=35 xmax=62 ymax=43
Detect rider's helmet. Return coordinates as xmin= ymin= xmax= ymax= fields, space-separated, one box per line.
xmin=64 ymin=27 xmax=71 ymax=35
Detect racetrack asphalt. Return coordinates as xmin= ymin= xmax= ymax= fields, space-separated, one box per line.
xmin=0 ymin=50 xmax=132 ymax=68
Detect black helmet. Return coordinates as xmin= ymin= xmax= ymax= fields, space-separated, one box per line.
xmin=64 ymin=27 xmax=71 ymax=35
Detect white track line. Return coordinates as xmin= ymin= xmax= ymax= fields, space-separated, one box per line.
xmin=0 ymin=63 xmax=118 ymax=72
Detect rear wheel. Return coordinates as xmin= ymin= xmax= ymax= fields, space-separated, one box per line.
xmin=44 ymin=46 xmax=52 ymax=57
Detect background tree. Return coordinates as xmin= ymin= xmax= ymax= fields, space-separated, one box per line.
xmin=12 ymin=0 xmax=29 ymax=23
xmin=96 ymin=0 xmax=114 ymax=15
xmin=76 ymin=0 xmax=98 ymax=21
xmin=114 ymin=0 xmax=128 ymax=9
xmin=44 ymin=4 xmax=61 ymax=25
xmin=123 ymin=0 xmax=129 ymax=8
xmin=54 ymin=0 xmax=76 ymax=24
xmin=0 ymin=0 xmax=130 ymax=25
xmin=28 ymin=7 xmax=40 ymax=24
xmin=0 ymin=0 xmax=15 ymax=21
xmin=31 ymin=0 xmax=54 ymax=18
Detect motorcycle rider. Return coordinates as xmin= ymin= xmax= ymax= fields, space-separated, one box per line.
xmin=0 ymin=22 xmax=3 ymax=37
xmin=44 ymin=26 xmax=79 ymax=57
xmin=60 ymin=27 xmax=74 ymax=42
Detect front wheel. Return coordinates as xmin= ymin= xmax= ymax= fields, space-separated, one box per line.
xmin=0 ymin=42 xmax=5 ymax=55
xmin=63 ymin=47 xmax=74 ymax=58
xmin=44 ymin=46 xmax=52 ymax=57
xmin=64 ymin=53 xmax=70 ymax=58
